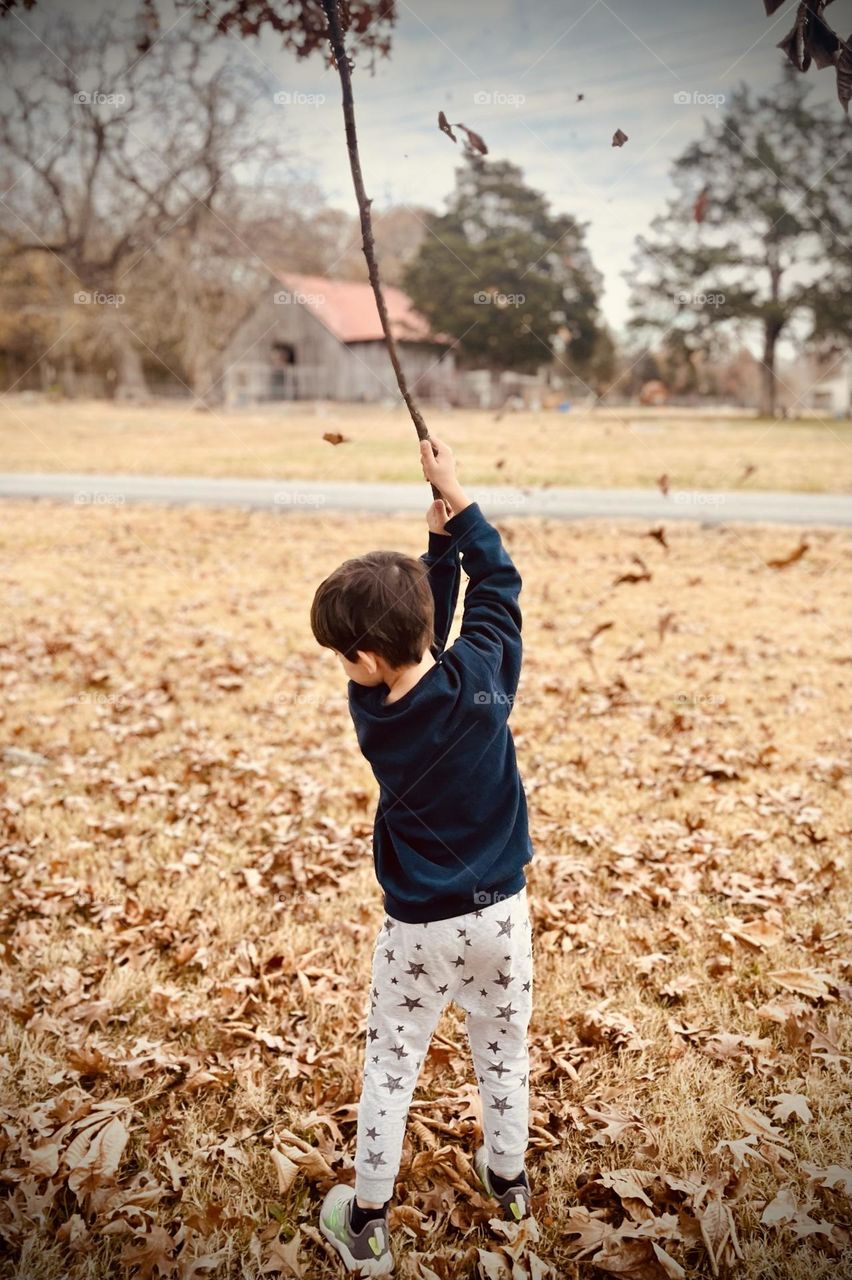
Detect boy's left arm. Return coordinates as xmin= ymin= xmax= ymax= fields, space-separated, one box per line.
xmin=421 ymin=500 xmax=461 ymax=655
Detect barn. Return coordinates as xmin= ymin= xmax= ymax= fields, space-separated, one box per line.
xmin=218 ymin=272 xmax=456 ymax=406
xmin=803 ymin=350 xmax=852 ymax=419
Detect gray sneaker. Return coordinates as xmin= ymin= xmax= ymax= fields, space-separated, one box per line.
xmin=318 ymin=1185 xmax=393 ymax=1275
xmin=474 ymin=1145 xmax=532 ymax=1221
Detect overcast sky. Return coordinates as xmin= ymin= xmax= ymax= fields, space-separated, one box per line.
xmin=4 ymin=0 xmax=844 ymax=333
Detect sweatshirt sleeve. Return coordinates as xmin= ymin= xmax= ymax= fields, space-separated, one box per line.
xmin=420 ymin=531 xmax=461 ymax=656
xmin=444 ymin=503 xmax=522 ymax=695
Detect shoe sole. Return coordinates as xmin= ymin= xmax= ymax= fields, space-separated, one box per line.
xmin=474 ymin=1150 xmax=533 ymax=1223
xmin=318 ymin=1216 xmax=394 ymax=1276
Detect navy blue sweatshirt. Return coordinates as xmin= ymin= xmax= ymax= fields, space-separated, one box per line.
xmin=348 ymin=502 xmax=533 ymax=923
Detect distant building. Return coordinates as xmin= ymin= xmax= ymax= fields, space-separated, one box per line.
xmin=795 ymin=349 xmax=852 ymax=418
xmin=217 ymin=272 xmax=456 ymax=406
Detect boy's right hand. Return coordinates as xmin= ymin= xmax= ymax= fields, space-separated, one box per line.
xmin=420 ymin=437 xmax=469 ymax=515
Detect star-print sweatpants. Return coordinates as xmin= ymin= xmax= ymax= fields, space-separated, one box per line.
xmin=353 ymin=886 xmax=533 ymax=1204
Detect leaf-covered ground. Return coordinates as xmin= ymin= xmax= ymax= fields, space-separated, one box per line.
xmin=1 ymin=501 xmax=850 ymax=1280
xmin=1 ymin=395 xmax=850 ymax=492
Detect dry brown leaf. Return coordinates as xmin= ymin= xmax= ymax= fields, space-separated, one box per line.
xmin=761 ymin=1186 xmax=798 ymax=1226
xmin=592 ymin=1238 xmax=684 ymax=1278
xmin=26 ymin=1142 xmax=61 ymax=1177
xmin=769 ymin=1092 xmax=813 ymax=1124
xmin=768 ymin=969 xmax=834 ymax=999
xmin=260 ymin=1228 xmax=303 ymax=1277
xmin=477 ymin=1247 xmax=511 ymax=1279
xmin=67 ymin=1114 xmax=130 ymax=1195
xmin=696 ymin=1189 xmax=741 ymax=1277
xmin=563 ymin=1206 xmax=618 ymax=1256
xmin=599 ymin=1168 xmax=655 ymax=1207
xmin=802 ymin=1164 xmax=852 ymax=1196
xmin=270 ymin=1147 xmax=300 ymax=1196
xmin=120 ymin=1226 xmax=178 ymax=1279
xmin=725 ymin=916 xmax=784 ymax=950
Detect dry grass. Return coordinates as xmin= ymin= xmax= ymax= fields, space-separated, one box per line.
xmin=1 ymin=395 xmax=851 ymax=492
xmin=1 ymin=500 xmax=850 ymax=1279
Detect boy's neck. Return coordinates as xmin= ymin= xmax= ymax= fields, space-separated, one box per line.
xmin=383 ymin=650 xmax=436 ymax=704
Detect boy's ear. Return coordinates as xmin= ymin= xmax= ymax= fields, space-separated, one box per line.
xmin=355 ymin=650 xmax=380 ymax=676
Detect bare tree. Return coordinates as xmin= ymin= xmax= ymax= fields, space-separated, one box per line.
xmin=0 ymin=12 xmax=290 ymax=398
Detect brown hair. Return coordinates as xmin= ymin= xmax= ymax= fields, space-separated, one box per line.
xmin=311 ymin=551 xmax=434 ymax=668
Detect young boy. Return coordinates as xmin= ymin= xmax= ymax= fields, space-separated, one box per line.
xmin=311 ymin=437 xmax=534 ymax=1275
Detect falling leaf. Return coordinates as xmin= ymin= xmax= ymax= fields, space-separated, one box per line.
xmin=657 ymin=474 xmax=669 ymax=496
xmin=322 ymin=432 xmax=350 ymax=446
xmin=766 ymin=539 xmax=809 ymax=569
xmin=693 ymin=185 xmax=710 ymax=224
xmin=614 ymin=555 xmax=652 ymax=586
xmin=437 ymin=110 xmax=456 ymax=142
xmin=657 ymin=610 xmax=675 ymax=644
xmin=437 ymin=115 xmax=488 ymax=155
xmin=837 ymin=33 xmax=852 ymax=112
xmin=612 ymin=128 xmax=629 ymax=147
xmin=456 ymin=122 xmax=488 ymax=155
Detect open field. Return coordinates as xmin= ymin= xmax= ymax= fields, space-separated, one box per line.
xmin=1 ymin=501 xmax=851 ymax=1279
xmin=1 ymin=396 xmax=851 ymax=493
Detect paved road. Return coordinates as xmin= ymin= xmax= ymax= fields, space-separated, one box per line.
xmin=0 ymin=472 xmax=849 ymax=525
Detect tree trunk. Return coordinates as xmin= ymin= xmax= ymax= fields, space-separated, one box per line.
xmin=322 ymin=0 xmax=440 ymax=498
xmin=760 ymin=234 xmax=783 ymax=419
xmin=110 ymin=326 xmax=149 ymax=401
xmin=760 ymin=322 xmax=780 ymax=418
xmin=188 ymin=354 xmax=216 ymax=409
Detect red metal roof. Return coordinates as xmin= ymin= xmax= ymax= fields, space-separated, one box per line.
xmin=277 ymin=272 xmax=446 ymax=345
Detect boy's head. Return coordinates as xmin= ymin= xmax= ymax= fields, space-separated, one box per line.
xmin=311 ymin=550 xmax=434 ymax=686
